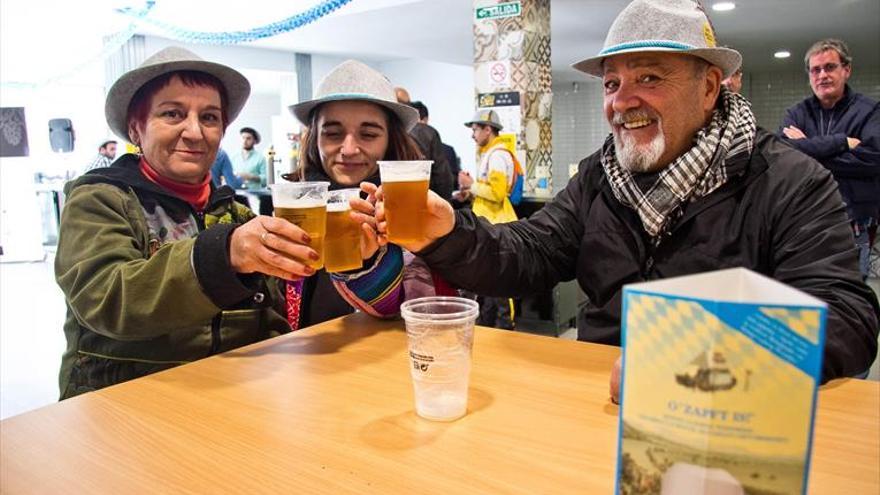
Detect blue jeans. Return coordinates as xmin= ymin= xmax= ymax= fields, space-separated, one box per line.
xmin=853 ymin=218 xmax=877 ymax=281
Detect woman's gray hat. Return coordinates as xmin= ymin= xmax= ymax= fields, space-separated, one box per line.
xmin=572 ymin=0 xmax=742 ymax=79
xmin=105 ymin=46 xmax=251 ymax=142
xmin=463 ymin=109 xmax=503 ymax=131
xmin=289 ymin=60 xmax=419 ymax=131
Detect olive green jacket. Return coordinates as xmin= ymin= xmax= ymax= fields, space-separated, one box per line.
xmin=55 ymin=155 xmax=290 ymax=399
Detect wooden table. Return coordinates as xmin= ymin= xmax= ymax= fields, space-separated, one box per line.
xmin=2 ymin=313 xmax=878 ymax=493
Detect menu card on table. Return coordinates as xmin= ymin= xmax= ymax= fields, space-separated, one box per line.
xmin=616 ymin=268 xmax=825 ymax=495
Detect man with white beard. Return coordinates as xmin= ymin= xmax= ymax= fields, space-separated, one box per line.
xmin=373 ymin=0 xmax=879 ymax=400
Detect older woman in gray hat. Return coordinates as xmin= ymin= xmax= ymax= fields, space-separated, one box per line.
xmin=54 ymin=47 xmax=371 ymax=399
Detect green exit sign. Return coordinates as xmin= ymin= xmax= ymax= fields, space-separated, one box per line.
xmin=475 ymin=1 xmax=522 ymax=21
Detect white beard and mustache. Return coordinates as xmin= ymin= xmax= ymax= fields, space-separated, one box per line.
xmin=611 ymin=111 xmax=665 ymax=173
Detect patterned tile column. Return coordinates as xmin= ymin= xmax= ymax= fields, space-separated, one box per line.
xmin=473 ymin=0 xmax=552 ymax=197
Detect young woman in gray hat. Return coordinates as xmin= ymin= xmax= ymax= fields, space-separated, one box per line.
xmin=54 ymin=48 xmax=397 ymax=399
xmin=284 ymin=59 xmax=457 ymax=325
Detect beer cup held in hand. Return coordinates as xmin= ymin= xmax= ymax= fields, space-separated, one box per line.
xmin=269 ymin=181 xmax=329 ymax=270
xmin=400 ymin=296 xmax=479 ymax=422
xmin=325 ymin=188 xmax=363 ymax=273
xmin=378 ymin=160 xmax=432 ymax=243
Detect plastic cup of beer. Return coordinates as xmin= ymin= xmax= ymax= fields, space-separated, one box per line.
xmin=325 ymin=188 xmax=363 ymax=273
xmin=268 ymin=181 xmax=329 ymax=270
xmin=378 ymin=160 xmax=432 ymax=243
xmin=400 ymin=296 xmax=479 ymax=421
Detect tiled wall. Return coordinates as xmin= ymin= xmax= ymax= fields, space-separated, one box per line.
xmin=550 ymin=68 xmax=880 ymax=194
xmin=473 ymin=0 xmax=553 ymax=197
xmin=551 ymin=79 xmax=607 ymax=193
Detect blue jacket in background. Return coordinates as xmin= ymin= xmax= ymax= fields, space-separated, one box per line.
xmin=211 ymin=149 xmax=242 ymax=189
xmin=779 ymin=85 xmax=880 ymax=220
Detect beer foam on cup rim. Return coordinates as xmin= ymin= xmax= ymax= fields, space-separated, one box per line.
xmin=327 ymin=201 xmax=351 ymax=212
xmin=326 ymin=187 xmax=360 ymax=212
xmin=269 ymin=182 xmax=329 ymax=208
xmin=378 ymin=160 xmax=433 ymax=182
xmin=272 ymin=197 xmax=326 ymax=208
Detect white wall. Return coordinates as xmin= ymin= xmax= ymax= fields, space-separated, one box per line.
xmin=1 ymin=81 xmax=108 ymax=262
xmin=379 ymin=59 xmax=475 ymax=173
xmin=144 ymin=37 xmax=296 ymax=75
xmin=218 ymin=93 xmax=280 ymax=158
xmin=143 ymin=37 xmax=296 ymax=157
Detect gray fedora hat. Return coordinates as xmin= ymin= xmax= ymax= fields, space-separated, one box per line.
xmin=572 ymin=0 xmax=742 ymax=79
xmin=105 ymin=46 xmax=251 ymax=142
xmin=463 ymin=109 xmax=503 ymax=131
xmin=289 ymin=60 xmax=419 ymax=131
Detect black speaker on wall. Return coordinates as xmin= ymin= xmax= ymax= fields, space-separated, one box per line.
xmin=48 ymin=118 xmax=75 ymax=153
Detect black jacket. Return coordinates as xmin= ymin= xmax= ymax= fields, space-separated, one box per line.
xmin=780 ymin=85 xmax=880 ymax=220
xmin=420 ymin=130 xmax=879 ymax=382
xmin=410 ymin=122 xmax=454 ymax=200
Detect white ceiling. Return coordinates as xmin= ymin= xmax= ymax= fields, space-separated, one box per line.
xmin=3 ymin=0 xmax=879 ymax=87
xmin=239 ymin=0 xmax=880 ymax=83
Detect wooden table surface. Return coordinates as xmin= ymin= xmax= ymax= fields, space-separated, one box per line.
xmin=2 ymin=313 xmax=878 ymax=494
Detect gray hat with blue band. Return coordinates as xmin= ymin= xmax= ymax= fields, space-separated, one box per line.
xmin=572 ymin=0 xmax=742 ymax=79
xmin=105 ymin=46 xmax=251 ymax=143
xmin=289 ymin=60 xmax=419 ymax=131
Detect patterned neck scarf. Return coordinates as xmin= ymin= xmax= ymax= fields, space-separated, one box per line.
xmin=600 ymin=87 xmax=757 ymax=239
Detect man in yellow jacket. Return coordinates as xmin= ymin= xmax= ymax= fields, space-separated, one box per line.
xmin=455 ymin=109 xmax=523 ymax=329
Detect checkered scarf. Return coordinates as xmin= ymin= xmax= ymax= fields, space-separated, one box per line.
xmin=600 ymin=87 xmax=757 ymax=239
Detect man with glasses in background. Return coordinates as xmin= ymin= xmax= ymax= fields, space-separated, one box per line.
xmin=780 ymin=38 xmax=880 ymax=281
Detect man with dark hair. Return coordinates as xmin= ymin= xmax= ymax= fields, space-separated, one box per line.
xmin=410 ymin=101 xmax=429 ymax=122
xmin=83 ymin=139 xmax=117 ymax=172
xmin=393 ymin=90 xmax=453 ymax=200
xmin=231 ymin=126 xmax=267 ymax=189
xmin=780 ymin=38 xmax=880 ymax=280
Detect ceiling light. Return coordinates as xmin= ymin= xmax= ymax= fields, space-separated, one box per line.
xmin=774 ymin=50 xmax=791 ymax=59
xmin=712 ymin=2 xmax=736 ymax=12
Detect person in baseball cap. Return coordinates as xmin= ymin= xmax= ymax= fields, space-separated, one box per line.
xmin=458 ymin=106 xmax=522 ymax=330
xmin=463 ymin=109 xmax=503 ymax=131
xmin=369 ymin=0 xmax=879 ymax=404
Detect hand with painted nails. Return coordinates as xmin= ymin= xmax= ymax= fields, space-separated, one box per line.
xmin=229 ymin=215 xmax=318 ymax=280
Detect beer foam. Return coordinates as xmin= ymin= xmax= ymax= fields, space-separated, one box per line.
xmin=327 ymin=202 xmax=351 ymax=213
xmin=272 ymin=197 xmax=326 ymax=208
xmin=378 ymin=160 xmax=432 ymax=182
xmin=269 ymin=182 xmax=329 ymax=208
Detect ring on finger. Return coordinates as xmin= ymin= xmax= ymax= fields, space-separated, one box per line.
xmin=261 ymin=231 xmax=269 ymax=244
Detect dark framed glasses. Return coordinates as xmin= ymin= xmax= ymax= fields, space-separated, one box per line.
xmin=809 ymin=63 xmax=842 ymax=76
